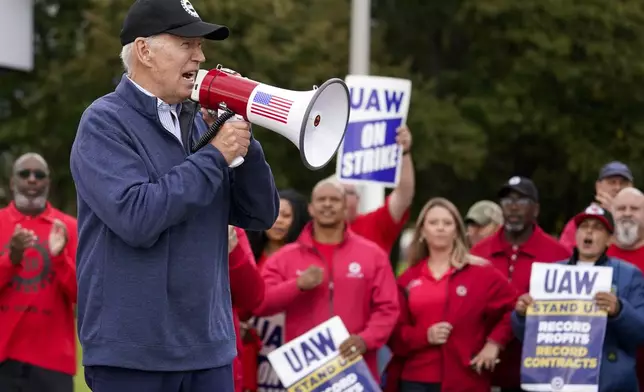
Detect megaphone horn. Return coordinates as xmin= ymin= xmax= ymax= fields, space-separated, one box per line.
xmin=190 ymin=65 xmax=350 ymax=170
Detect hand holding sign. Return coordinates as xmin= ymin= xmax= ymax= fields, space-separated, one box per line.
xmin=427 ymin=321 xmax=452 ymax=345
xmin=515 ymin=293 xmax=534 ymax=316
xmin=297 ymin=265 xmax=324 ymax=290
xmin=395 ymin=124 xmax=412 ymax=153
xmin=339 ymin=334 xmax=367 ymax=361
xmin=594 ymin=292 xmax=620 ymax=316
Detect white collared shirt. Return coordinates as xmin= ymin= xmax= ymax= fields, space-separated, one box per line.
xmin=128 ymin=77 xmax=183 ymax=146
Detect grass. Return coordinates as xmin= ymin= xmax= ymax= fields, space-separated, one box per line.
xmin=74 ymin=336 xmax=90 ymax=392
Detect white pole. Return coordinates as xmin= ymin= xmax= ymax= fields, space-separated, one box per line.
xmin=349 ymin=0 xmax=384 ymax=214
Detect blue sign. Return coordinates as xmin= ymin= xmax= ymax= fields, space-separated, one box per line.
xmin=336 ymin=76 xmax=412 ymax=188
xmin=519 ymin=263 xmax=612 ymax=392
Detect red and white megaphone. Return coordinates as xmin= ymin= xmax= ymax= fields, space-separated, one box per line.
xmin=190 ymin=65 xmax=350 ymax=170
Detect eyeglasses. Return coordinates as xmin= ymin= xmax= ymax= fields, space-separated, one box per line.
xmin=16 ymin=169 xmax=48 ymax=180
xmin=500 ymin=197 xmax=532 ymax=207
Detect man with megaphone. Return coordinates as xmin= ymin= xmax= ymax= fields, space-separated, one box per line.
xmin=69 ymin=1 xmax=280 ymax=391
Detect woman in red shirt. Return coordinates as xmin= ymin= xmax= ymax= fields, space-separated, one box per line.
xmin=242 ymin=189 xmax=310 ymax=392
xmin=384 ymin=197 xmax=517 ymax=392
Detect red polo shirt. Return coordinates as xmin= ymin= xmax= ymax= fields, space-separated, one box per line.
xmin=350 ymin=195 xmax=410 ymax=254
xmin=470 ymin=225 xmax=571 ymax=388
xmin=401 ymin=263 xmax=453 ymax=383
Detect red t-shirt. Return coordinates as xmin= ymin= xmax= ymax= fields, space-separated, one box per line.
xmin=350 ymin=195 xmax=410 ymax=254
xmin=606 ymin=244 xmax=644 ymax=392
xmin=401 ymin=263 xmax=453 ymax=383
xmin=313 ymin=241 xmax=339 ymax=266
xmin=0 ymin=202 xmax=78 ymax=375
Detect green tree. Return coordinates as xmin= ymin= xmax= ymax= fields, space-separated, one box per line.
xmin=374 ymin=0 xmax=644 ymax=232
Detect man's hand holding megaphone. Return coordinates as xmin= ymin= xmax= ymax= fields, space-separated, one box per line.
xmin=201 ymin=107 xmax=252 ymax=166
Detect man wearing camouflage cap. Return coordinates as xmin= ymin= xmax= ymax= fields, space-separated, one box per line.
xmin=465 ymin=200 xmax=503 ymax=246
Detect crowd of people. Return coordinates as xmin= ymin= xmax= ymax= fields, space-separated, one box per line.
xmin=2 ymin=147 xmax=644 ymax=392
xmin=2 ymin=1 xmax=644 ymax=392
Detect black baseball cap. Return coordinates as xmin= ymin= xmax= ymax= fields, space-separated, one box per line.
xmin=574 ymin=204 xmax=614 ymax=233
xmin=120 ymin=0 xmax=229 ymax=46
xmin=498 ymin=176 xmax=539 ymax=202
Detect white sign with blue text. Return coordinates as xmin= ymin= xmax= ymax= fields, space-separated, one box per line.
xmin=335 ymin=75 xmax=412 ymax=188
xmin=267 ymin=316 xmax=382 ymax=392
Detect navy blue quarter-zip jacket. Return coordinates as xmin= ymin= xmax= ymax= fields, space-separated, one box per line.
xmin=70 ymin=74 xmax=279 ymax=371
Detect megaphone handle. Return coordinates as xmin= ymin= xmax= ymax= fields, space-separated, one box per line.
xmin=220 ymin=112 xmax=246 ymax=169
xmin=229 ymin=156 xmax=244 ymax=168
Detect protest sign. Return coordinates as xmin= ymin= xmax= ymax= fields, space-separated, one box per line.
xmin=335 ymin=75 xmax=412 ymax=188
xmin=250 ymin=313 xmax=286 ymax=392
xmin=520 ymin=262 xmax=613 ymax=392
xmin=267 ymin=316 xmax=381 ymax=392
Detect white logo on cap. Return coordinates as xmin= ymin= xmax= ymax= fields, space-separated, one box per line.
xmin=181 ymin=0 xmax=200 ymax=18
xmin=585 ymin=205 xmax=604 ymax=215
xmin=508 ymin=176 xmax=521 ymax=185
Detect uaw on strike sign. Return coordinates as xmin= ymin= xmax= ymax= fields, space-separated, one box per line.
xmin=268 ymin=316 xmax=381 ymax=392
xmin=335 ymin=75 xmax=412 ymax=187
xmin=520 ymin=262 xmax=613 ymax=392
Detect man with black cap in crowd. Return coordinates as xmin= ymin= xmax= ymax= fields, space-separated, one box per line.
xmin=70 ymin=0 xmax=279 ymax=391
xmin=470 ymin=176 xmax=570 ymax=392
xmin=513 ymin=204 xmax=644 ymax=392
xmin=559 ymin=161 xmax=634 ymax=253
xmin=465 ymin=200 xmax=504 ymax=246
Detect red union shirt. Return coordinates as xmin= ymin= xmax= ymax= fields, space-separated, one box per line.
xmin=349 ymin=195 xmax=410 ymax=254
xmin=0 ymin=202 xmax=78 ymax=375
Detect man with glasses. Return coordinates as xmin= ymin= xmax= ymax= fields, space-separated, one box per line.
xmin=0 ymin=153 xmax=78 ymax=392
xmin=470 ymin=176 xmax=569 ymax=392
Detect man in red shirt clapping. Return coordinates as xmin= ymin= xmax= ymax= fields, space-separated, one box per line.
xmin=0 ymin=153 xmax=78 ymax=392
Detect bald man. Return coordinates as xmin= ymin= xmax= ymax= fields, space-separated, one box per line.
xmin=0 ymin=153 xmax=78 ymax=392
xmin=254 ymin=178 xmax=399 ymax=383
xmin=606 ymin=187 xmax=644 ymax=392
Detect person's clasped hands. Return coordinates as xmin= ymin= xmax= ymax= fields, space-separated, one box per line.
xmin=9 ymin=224 xmax=36 ymax=265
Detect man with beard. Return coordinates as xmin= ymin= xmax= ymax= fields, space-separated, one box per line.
xmin=559 ymin=161 xmax=634 ymax=253
xmin=470 ymin=176 xmax=570 ymax=392
xmin=513 ymin=204 xmax=644 ymax=392
xmin=0 ymin=153 xmax=78 ymax=392
xmin=254 ymin=178 xmax=400 ymax=382
xmin=606 ymin=186 xmax=644 ymax=391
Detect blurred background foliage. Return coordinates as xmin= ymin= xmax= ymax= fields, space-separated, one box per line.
xmin=1 ymin=0 xmax=644 ymax=237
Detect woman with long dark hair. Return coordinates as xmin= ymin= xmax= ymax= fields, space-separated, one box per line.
xmin=240 ymin=188 xmax=310 ymax=392
xmin=246 ymin=189 xmax=311 ymax=268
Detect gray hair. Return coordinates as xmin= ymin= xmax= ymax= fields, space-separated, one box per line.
xmin=13 ymin=153 xmax=49 ymax=174
xmin=119 ymin=35 xmax=161 ymax=74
